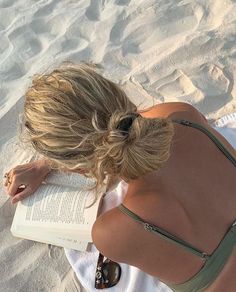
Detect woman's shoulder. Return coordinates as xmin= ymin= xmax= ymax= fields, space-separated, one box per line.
xmin=92 ymin=206 xmax=135 ymax=263
xmin=140 ymin=102 xmax=208 ymax=125
xmin=150 ymin=102 xmax=236 ymax=159
xmin=91 ymin=189 xmax=170 ymax=265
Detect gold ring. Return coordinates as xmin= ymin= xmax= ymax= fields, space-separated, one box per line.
xmin=4 ymin=172 xmax=12 ymax=185
xmin=4 ymin=172 xmax=9 ymax=179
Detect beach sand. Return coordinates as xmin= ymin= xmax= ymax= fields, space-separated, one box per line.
xmin=0 ymin=0 xmax=236 ymax=291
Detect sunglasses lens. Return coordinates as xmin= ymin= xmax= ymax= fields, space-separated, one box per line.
xmin=102 ymin=261 xmax=121 ymax=286
xmin=95 ymin=260 xmax=121 ymax=289
xmin=95 ymin=254 xmax=122 ymax=289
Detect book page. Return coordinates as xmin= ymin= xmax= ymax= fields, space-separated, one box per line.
xmin=44 ymin=170 xmax=96 ymax=189
xmin=12 ymin=183 xmax=104 ymax=241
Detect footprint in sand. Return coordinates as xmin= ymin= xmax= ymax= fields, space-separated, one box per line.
xmin=60 ymin=37 xmax=88 ymax=53
xmin=156 ymin=70 xmax=201 ymax=102
xmin=66 ymin=17 xmax=94 ymax=43
xmin=85 ymin=0 xmax=103 ymax=21
xmin=190 ymin=64 xmax=230 ymax=96
xmin=85 ymin=0 xmax=115 ymax=21
xmin=8 ymin=24 xmax=43 ymax=61
xmin=195 ymin=1 xmax=233 ymax=31
xmin=0 ymin=59 xmax=25 ymax=81
xmin=122 ymin=77 xmax=161 ymax=109
xmin=189 ymin=64 xmax=232 ymax=114
xmin=48 ymin=244 xmax=63 ymax=260
xmin=30 ymin=18 xmax=48 ymax=34
xmin=19 ymin=38 xmax=42 ymax=61
xmin=30 ymin=16 xmax=66 ymax=40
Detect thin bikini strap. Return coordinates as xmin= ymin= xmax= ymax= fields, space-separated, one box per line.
xmin=118 ymin=203 xmax=209 ymax=259
xmin=171 ymin=119 xmax=236 ymax=166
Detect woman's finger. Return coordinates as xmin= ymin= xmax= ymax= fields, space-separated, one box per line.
xmin=7 ymin=178 xmax=21 ymax=197
xmin=11 ymin=187 xmax=31 ymax=204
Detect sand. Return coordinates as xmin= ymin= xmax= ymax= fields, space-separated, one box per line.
xmin=0 ymin=0 xmax=236 ymax=291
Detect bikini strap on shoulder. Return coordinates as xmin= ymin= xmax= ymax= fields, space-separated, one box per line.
xmin=171 ymin=118 xmax=236 ymax=166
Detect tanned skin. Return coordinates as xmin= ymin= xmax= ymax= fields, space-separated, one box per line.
xmin=92 ymin=102 xmax=236 ymax=291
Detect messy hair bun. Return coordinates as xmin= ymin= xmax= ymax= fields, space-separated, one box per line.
xmin=92 ymin=111 xmax=174 ymax=186
xmin=23 ymin=62 xmax=174 ymax=191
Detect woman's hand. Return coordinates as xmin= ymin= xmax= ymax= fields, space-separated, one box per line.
xmin=4 ymin=159 xmax=52 ymax=204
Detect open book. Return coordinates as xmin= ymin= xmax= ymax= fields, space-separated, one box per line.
xmin=11 ymin=171 xmax=105 ymax=251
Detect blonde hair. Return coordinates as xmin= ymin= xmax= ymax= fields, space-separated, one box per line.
xmin=23 ymin=63 xmax=174 ymax=190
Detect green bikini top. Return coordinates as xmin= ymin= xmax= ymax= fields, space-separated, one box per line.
xmin=118 ymin=119 xmax=236 ymax=292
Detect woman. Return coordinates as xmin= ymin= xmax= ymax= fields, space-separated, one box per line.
xmin=4 ymin=63 xmax=236 ymax=291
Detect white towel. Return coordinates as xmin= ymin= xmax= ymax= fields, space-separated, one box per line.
xmin=65 ymin=112 xmax=236 ymax=292
xmin=212 ymin=112 xmax=236 ymax=148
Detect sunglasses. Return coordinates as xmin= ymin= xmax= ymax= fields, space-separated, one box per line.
xmin=95 ymin=252 xmax=122 ymax=289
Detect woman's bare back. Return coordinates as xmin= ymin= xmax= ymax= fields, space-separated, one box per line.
xmin=92 ymin=102 xmax=236 ymax=290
